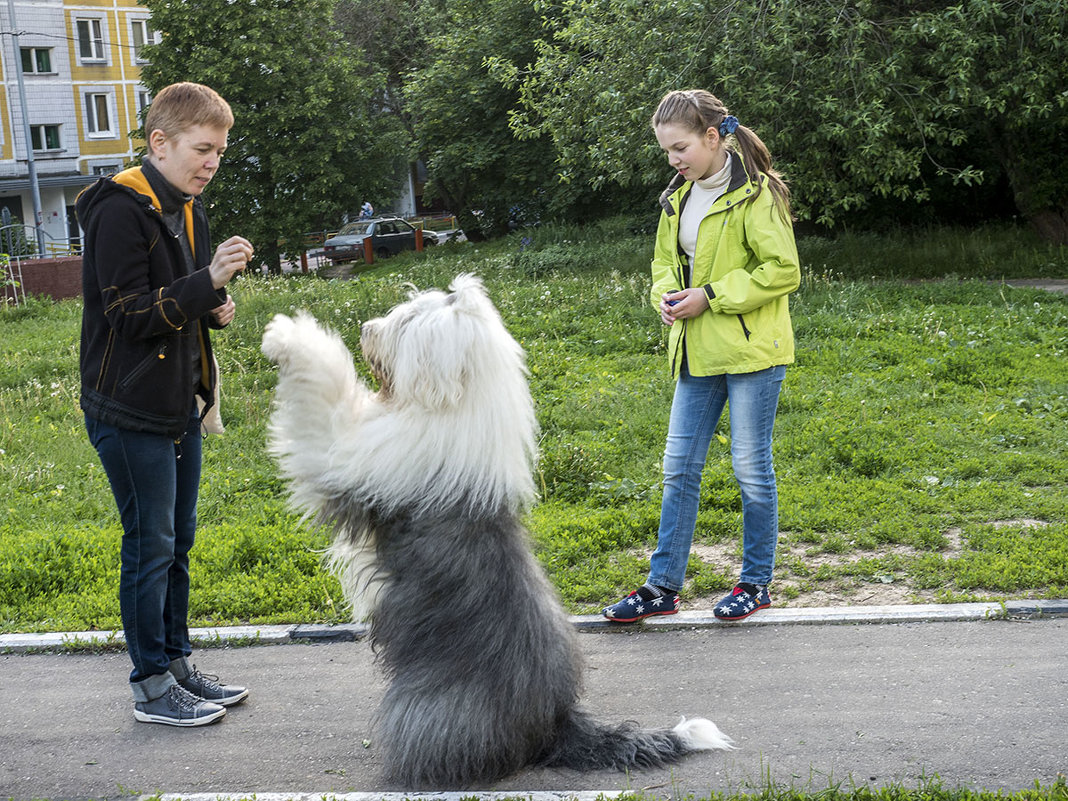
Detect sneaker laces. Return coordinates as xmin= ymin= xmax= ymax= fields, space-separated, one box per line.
xmin=166 ymin=683 xmax=202 ymax=716
xmin=187 ymin=665 xmax=223 ymax=694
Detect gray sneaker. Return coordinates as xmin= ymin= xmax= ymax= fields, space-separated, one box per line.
xmin=178 ymin=665 xmax=249 ymax=707
xmin=134 ymin=683 xmax=226 ymax=727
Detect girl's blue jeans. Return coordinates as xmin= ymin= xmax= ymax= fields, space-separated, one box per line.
xmin=648 ymin=363 xmax=785 ymax=592
xmin=85 ymin=409 xmax=201 ymax=693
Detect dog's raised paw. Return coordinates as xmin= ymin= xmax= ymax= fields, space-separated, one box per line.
xmin=261 ymin=313 xmax=296 ymax=363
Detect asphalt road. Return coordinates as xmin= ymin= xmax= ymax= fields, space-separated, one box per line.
xmin=2 ymin=613 xmax=1066 ymax=801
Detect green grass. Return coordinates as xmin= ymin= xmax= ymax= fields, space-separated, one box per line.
xmin=798 ymin=223 xmax=1068 ymax=280
xmin=1 ymin=221 xmax=1066 ymax=633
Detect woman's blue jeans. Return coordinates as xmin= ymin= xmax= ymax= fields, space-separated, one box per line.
xmin=648 ymin=363 xmax=785 ymax=592
xmin=86 ymin=410 xmax=201 ymax=689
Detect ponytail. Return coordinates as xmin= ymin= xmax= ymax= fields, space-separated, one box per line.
xmin=731 ymin=124 xmax=791 ymax=222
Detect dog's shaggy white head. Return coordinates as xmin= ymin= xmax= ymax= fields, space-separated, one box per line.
xmin=341 ymin=273 xmax=537 ymax=517
xmin=361 ymin=273 xmax=520 ymax=414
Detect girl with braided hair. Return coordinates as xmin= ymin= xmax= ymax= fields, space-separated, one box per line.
xmin=603 ymin=89 xmax=800 ymax=623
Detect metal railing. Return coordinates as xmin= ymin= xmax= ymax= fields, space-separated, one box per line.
xmin=0 ymin=224 xmax=80 ymax=259
xmin=0 ymin=224 xmax=81 ymax=305
xmin=0 ymin=254 xmax=24 ymax=305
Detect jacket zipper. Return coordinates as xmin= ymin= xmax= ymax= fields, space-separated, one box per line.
xmin=119 ymin=342 xmax=168 ymax=390
xmin=737 ymin=314 xmax=751 ymax=341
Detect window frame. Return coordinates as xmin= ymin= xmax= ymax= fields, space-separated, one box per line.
xmin=129 ymin=18 xmax=156 ymax=62
xmin=84 ymin=92 xmax=114 ymax=137
xmin=136 ymin=88 xmax=153 ymax=117
xmin=20 ymin=47 xmax=55 ymax=75
xmin=75 ymin=17 xmax=106 ymax=62
xmin=30 ymin=124 xmax=62 ymax=152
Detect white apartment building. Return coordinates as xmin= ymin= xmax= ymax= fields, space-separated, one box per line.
xmin=1 ymin=0 xmax=153 ymax=252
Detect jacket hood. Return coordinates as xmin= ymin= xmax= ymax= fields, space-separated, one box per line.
xmin=76 ymin=166 xmax=196 ymax=246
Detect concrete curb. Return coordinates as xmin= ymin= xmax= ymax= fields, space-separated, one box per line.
xmin=592 ymin=598 xmax=1068 ymax=630
xmin=3 ymin=599 xmax=1067 ymax=654
xmin=144 ymin=793 xmax=621 ymax=801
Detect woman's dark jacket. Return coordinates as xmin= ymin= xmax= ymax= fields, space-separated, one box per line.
xmin=78 ymin=165 xmax=227 ymax=438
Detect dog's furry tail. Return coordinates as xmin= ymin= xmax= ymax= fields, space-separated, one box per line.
xmin=542 ymin=710 xmax=734 ymax=772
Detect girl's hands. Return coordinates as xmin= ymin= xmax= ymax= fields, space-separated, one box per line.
xmin=660 ymin=288 xmax=709 ymax=325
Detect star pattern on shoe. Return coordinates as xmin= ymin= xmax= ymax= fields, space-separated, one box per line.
xmin=713 ymin=584 xmax=771 ymax=621
xmin=602 ymin=588 xmax=680 ymax=623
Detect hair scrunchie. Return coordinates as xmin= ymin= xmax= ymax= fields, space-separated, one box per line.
xmin=719 ymin=115 xmax=739 ymax=136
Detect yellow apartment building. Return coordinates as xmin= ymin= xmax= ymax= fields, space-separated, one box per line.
xmin=1 ymin=0 xmax=153 ymax=252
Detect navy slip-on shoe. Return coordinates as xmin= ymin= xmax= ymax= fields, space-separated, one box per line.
xmin=602 ymin=586 xmax=680 ymax=623
xmin=713 ymin=584 xmax=771 ymax=621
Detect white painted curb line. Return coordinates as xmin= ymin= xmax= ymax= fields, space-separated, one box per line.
xmin=619 ymin=598 xmax=1068 ymax=629
xmin=145 ymin=793 xmax=622 ymax=801
xmin=3 ymin=600 xmax=1066 ymax=653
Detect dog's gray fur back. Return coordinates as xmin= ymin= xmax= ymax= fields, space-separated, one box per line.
xmin=329 ymin=495 xmax=698 ymax=787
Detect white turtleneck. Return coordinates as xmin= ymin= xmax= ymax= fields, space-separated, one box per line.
xmin=678 ymin=152 xmax=733 ymax=279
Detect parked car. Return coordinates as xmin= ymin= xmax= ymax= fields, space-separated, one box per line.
xmin=322 ymin=217 xmax=439 ymax=263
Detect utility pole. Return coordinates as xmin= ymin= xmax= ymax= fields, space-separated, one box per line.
xmin=5 ymin=0 xmax=48 ymax=256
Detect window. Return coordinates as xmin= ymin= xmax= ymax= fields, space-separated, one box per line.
xmin=20 ymin=48 xmax=53 ymax=74
xmin=136 ymin=89 xmax=152 ymax=116
xmin=85 ymin=93 xmax=112 ymax=135
xmin=130 ymin=19 xmax=156 ymax=61
xmin=91 ymin=164 xmax=119 ymax=175
xmin=76 ymin=19 xmax=105 ymax=61
xmin=30 ymin=125 xmax=62 ymax=151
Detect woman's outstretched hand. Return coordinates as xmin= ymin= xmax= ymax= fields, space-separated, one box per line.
xmin=209 ymin=236 xmax=254 ymax=289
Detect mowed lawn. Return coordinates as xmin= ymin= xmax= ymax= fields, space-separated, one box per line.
xmin=1 ymin=221 xmax=1066 ymax=633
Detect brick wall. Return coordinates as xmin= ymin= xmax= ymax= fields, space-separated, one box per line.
xmin=3 ymin=256 xmax=82 ymax=302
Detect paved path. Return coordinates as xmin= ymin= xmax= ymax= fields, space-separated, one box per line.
xmin=1000 ymin=278 xmax=1068 ymax=295
xmin=2 ymin=603 xmax=1066 ymax=801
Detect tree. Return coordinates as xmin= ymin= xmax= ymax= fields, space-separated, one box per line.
xmin=140 ymin=0 xmax=406 ymax=270
xmin=505 ymin=0 xmax=1068 ymax=241
xmin=333 ymin=0 xmax=429 ymax=131
xmin=335 ymin=0 xmax=647 ymax=236
xmin=401 ymin=0 xmax=563 ymax=237
xmin=906 ymin=1 xmax=1068 ymax=243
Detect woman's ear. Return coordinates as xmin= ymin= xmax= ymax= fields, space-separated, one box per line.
xmin=705 ymin=126 xmax=721 ymax=147
xmin=148 ymin=128 xmax=167 ymax=160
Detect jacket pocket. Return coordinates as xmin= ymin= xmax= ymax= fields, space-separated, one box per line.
xmin=119 ymin=343 xmax=168 ymax=391
xmin=737 ymin=314 xmax=752 ymax=341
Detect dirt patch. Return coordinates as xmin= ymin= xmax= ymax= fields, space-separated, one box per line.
xmin=987 ymin=518 xmax=1049 ymax=529
xmin=643 ymin=518 xmax=1050 ymax=610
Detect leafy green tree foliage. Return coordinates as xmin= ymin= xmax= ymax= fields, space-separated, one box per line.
xmin=333 ymin=0 xmax=427 ymax=129
xmin=917 ymin=1 xmax=1068 ymax=244
xmin=140 ymin=0 xmax=406 ymax=269
xmin=401 ymin=0 xmax=563 ymax=238
xmin=506 ymin=0 xmax=1068 ymax=241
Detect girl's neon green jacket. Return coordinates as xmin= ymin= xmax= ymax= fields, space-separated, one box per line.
xmin=651 ymin=153 xmax=801 ymax=378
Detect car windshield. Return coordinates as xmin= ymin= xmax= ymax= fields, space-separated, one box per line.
xmin=337 ymin=222 xmax=373 ymax=236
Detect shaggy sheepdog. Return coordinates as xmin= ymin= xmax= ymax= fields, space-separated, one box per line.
xmin=261 ymin=274 xmax=733 ymax=788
